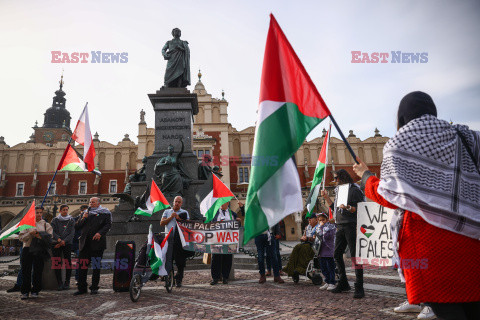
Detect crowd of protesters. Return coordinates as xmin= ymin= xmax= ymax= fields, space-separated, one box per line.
xmin=4 ymin=197 xmax=112 ymax=299
xmin=2 ymin=91 xmax=479 ymax=319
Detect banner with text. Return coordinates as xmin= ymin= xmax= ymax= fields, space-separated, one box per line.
xmin=178 ymin=220 xmax=241 ymax=254
xmin=356 ymin=202 xmax=394 ymax=267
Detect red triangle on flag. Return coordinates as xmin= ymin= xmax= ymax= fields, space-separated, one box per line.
xmin=212 ymin=174 xmax=234 ymax=198
xmin=318 ymin=129 xmax=329 ymax=164
xmin=150 ymin=179 xmax=169 ymax=205
xmin=18 ymin=201 xmax=36 ymax=228
xmin=328 ymin=207 xmax=333 ymax=220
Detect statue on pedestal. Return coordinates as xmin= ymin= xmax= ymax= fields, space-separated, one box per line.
xmin=154 ymin=139 xmax=191 ymax=196
xmin=162 ymin=28 xmax=190 ymax=88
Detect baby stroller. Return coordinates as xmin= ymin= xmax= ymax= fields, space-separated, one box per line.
xmin=129 ymin=232 xmax=175 ymax=302
xmin=304 ymin=235 xmax=323 ymax=285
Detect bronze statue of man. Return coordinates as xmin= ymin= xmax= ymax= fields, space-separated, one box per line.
xmin=162 ymin=28 xmax=191 ymax=88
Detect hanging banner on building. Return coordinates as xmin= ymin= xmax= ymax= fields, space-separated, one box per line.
xmin=356 ymin=202 xmax=394 ymax=267
xmin=177 ymin=220 xmax=241 ymax=254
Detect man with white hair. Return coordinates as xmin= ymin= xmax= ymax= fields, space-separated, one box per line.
xmin=161 ymin=196 xmax=189 ymax=287
xmin=73 ymin=197 xmax=112 ymax=295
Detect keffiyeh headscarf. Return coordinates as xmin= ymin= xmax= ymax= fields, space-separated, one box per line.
xmin=378 ymin=93 xmax=480 ymax=241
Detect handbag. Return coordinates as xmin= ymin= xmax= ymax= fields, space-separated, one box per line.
xmin=202 ymin=253 xmax=212 ymax=265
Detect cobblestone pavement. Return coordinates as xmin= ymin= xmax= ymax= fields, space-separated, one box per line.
xmin=0 ymin=267 xmax=423 ymax=320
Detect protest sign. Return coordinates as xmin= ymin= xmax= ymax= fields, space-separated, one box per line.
xmin=356 ymin=202 xmax=394 ymax=266
xmin=178 ymin=220 xmax=241 ymax=254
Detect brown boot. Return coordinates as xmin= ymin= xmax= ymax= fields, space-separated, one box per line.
xmin=259 ymin=275 xmax=266 ymax=284
xmin=274 ymin=276 xmax=284 ymax=284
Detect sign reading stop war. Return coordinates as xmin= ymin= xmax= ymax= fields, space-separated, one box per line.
xmin=356 ymin=202 xmax=394 ymax=266
xmin=178 ymin=220 xmax=241 ymax=254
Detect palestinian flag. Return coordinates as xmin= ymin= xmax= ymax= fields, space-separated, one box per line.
xmin=306 ymin=125 xmax=331 ymax=218
xmin=147 ymin=225 xmax=164 ymax=276
xmin=243 ymin=14 xmax=331 ymax=244
xmin=72 ymin=104 xmax=96 ymax=171
xmin=196 ymin=174 xmax=234 ymax=223
xmin=57 ymin=144 xmax=101 ymax=175
xmin=135 ymin=179 xmax=170 ymax=217
xmin=360 ymin=224 xmax=375 ymax=238
xmin=0 ymin=201 xmax=36 ymax=240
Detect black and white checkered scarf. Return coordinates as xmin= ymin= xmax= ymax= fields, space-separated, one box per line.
xmin=378 ymin=114 xmax=480 ymax=241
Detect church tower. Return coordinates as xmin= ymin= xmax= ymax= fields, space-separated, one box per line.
xmin=34 ymin=73 xmax=72 ymax=145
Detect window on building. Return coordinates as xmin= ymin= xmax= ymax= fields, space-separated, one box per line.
xmin=109 ymin=180 xmax=117 ymax=194
xmin=48 ymin=182 xmax=56 ymax=195
xmin=238 ymin=167 xmax=249 ymax=183
xmin=79 ymin=181 xmax=87 ymax=195
xmin=195 ymin=149 xmax=211 ymax=159
xmin=193 ymin=150 xmax=197 ymax=156
xmin=198 ymin=150 xmax=204 ymax=159
xmin=16 ymin=183 xmax=25 ymax=197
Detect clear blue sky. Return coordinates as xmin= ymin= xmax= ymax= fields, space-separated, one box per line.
xmin=1 ymin=0 xmax=479 ymax=146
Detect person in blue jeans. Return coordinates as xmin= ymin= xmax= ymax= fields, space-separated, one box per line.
xmin=254 ymin=224 xmax=284 ymax=284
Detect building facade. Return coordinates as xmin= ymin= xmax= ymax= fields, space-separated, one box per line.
xmin=0 ymin=73 xmax=389 ymax=243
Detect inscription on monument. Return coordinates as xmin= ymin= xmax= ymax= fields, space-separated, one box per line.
xmin=157 ymin=116 xmax=189 ymax=140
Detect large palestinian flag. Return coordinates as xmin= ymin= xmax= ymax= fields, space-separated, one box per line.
xmin=71 ymin=104 xmax=96 ymax=171
xmin=306 ymin=125 xmax=331 ymax=217
xmin=243 ymin=14 xmax=331 ymax=244
xmin=196 ymin=174 xmax=234 ymax=223
xmin=0 ymin=201 xmax=36 ymax=240
xmin=135 ymin=179 xmax=170 ymax=217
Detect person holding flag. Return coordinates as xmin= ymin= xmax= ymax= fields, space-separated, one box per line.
xmin=18 ymin=205 xmax=53 ymax=300
xmin=321 ymin=169 xmax=365 ymax=298
xmin=160 ymin=196 xmax=189 ymax=287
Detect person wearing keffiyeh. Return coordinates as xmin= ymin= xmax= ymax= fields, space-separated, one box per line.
xmin=353 ymin=91 xmax=480 ymax=320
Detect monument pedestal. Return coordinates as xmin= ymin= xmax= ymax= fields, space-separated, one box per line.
xmin=106 ymin=87 xmax=203 ymax=255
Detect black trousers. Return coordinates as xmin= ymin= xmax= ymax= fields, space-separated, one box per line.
xmin=172 ymin=241 xmax=186 ymax=283
xmin=429 ymin=302 xmax=480 ymax=320
xmin=334 ymin=223 xmax=363 ymax=285
xmin=20 ymin=247 xmax=44 ymax=294
xmin=211 ymin=254 xmax=233 ymax=280
xmin=52 ymin=244 xmax=72 ymax=285
xmin=77 ymin=247 xmax=104 ymax=292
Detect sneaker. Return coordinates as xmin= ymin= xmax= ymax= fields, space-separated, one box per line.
xmin=20 ymin=293 xmax=29 ymax=300
xmin=176 ymin=282 xmax=182 ymax=288
xmin=417 ymin=306 xmax=436 ymax=320
xmin=394 ymin=300 xmax=422 ymax=313
xmin=273 ymin=276 xmax=284 ymax=284
xmin=319 ymin=283 xmax=329 ymax=290
xmin=7 ymin=284 xmax=21 ymax=293
xmin=327 ymin=284 xmax=336 ymax=291
xmin=90 ymin=289 xmax=98 ymax=295
xmin=73 ymin=290 xmax=87 ymax=296
xmin=330 ymin=280 xmax=351 ymax=293
xmin=210 ymin=279 xmax=219 ymax=285
xmin=30 ymin=293 xmax=38 ymax=298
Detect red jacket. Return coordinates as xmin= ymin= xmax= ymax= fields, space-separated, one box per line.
xmin=365 ymin=175 xmax=480 ymax=304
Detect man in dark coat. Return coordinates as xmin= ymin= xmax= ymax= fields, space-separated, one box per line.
xmin=73 ymin=197 xmax=112 ymax=295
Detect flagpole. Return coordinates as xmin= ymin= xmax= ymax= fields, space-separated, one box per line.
xmin=41 ymin=136 xmax=73 ymax=207
xmin=321 ymin=123 xmax=332 ymax=191
xmin=329 ymin=114 xmax=359 ymax=164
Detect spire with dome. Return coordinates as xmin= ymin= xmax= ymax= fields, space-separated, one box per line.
xmin=43 ymin=72 xmax=71 ymax=129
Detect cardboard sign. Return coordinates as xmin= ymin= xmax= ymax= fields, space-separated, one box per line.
xmin=336 ymin=183 xmax=350 ymax=207
xmin=356 ymin=202 xmax=395 ymax=266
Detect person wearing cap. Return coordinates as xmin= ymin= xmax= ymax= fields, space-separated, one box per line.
xmin=282 ymin=214 xmax=318 ymax=283
xmin=316 ymin=212 xmax=337 ymax=291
